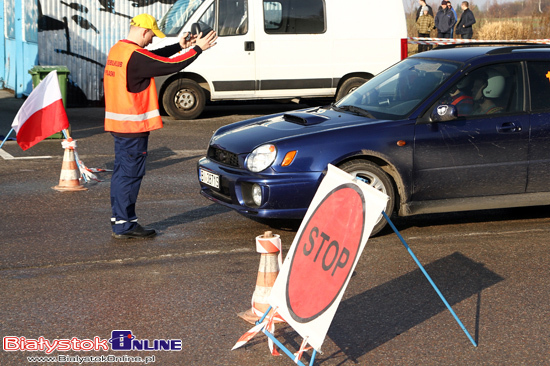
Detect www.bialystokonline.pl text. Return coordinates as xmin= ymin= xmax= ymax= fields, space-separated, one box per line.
xmin=25 ymin=355 xmax=156 ymax=364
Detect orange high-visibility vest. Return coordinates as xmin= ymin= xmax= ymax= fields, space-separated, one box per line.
xmin=104 ymin=41 xmax=163 ymax=133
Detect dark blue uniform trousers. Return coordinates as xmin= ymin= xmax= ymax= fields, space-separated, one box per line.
xmin=111 ymin=134 xmax=149 ymax=234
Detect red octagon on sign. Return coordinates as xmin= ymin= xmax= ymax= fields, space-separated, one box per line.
xmin=286 ymin=183 xmax=365 ymax=323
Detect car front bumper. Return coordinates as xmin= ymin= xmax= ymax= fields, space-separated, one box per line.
xmin=197 ymin=157 xmax=323 ymax=219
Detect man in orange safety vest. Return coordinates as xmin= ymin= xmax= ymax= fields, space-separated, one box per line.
xmin=104 ymin=14 xmax=217 ymax=239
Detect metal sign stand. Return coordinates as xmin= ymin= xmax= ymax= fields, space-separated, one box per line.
xmin=382 ymin=211 xmax=478 ymax=347
xmin=255 ymin=307 xmax=318 ymax=366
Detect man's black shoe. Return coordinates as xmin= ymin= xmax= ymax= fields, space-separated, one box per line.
xmin=112 ymin=224 xmax=156 ymax=239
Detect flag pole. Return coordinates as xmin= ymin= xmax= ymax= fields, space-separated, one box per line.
xmin=0 ymin=128 xmax=14 ymax=149
xmin=382 ymin=211 xmax=478 ymax=347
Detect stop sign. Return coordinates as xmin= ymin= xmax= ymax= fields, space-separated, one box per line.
xmin=286 ymin=183 xmax=365 ymax=323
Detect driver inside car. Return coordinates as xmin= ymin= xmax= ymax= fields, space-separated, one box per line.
xmin=443 ymin=77 xmax=474 ymax=116
xmin=471 ymin=69 xmax=505 ymax=115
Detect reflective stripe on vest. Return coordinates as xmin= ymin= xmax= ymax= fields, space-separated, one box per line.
xmin=104 ymin=40 xmax=163 ymax=133
xmin=105 ymin=109 xmax=160 ymax=122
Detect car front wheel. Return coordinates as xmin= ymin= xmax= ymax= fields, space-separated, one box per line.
xmin=338 ymin=160 xmax=395 ymax=236
xmin=162 ymin=78 xmax=206 ymax=120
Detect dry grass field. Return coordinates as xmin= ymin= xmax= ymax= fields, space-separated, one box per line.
xmin=406 ymin=13 xmax=550 ymax=55
xmin=404 ymin=0 xmax=550 ymax=55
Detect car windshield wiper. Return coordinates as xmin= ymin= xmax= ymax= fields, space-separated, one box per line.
xmin=331 ymin=104 xmax=375 ymax=119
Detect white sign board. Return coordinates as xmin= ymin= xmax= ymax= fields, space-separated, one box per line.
xmin=268 ymin=164 xmax=388 ymax=351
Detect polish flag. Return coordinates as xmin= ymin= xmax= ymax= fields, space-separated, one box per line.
xmin=11 ymin=70 xmax=69 ymax=151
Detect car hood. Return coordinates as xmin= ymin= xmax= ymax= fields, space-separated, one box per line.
xmin=210 ymin=107 xmax=377 ymax=153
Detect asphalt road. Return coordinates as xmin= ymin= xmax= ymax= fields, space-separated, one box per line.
xmin=1 ymin=90 xmax=549 ymax=365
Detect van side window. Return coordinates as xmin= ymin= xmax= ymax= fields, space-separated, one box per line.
xmin=264 ymin=0 xmax=326 ymax=34
xmin=197 ymin=2 xmax=215 ymax=34
xmin=264 ymin=2 xmax=283 ymax=30
xmin=218 ymin=0 xmax=248 ymax=36
xmin=159 ymin=0 xmax=206 ymax=37
xmin=527 ymin=62 xmax=550 ymax=112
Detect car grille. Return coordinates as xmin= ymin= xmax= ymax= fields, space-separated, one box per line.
xmin=208 ymin=147 xmax=240 ymax=167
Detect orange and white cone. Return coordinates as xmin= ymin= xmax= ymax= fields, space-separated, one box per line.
xmin=238 ymin=231 xmax=284 ymax=325
xmin=52 ymin=138 xmax=87 ymax=192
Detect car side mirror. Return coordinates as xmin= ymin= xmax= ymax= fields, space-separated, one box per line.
xmin=430 ymin=104 xmax=458 ymax=122
xmin=191 ymin=22 xmax=214 ymax=37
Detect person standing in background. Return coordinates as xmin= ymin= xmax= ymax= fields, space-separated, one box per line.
xmin=416 ymin=0 xmax=434 ymax=21
xmin=456 ymin=1 xmax=476 ymax=39
xmin=416 ymin=7 xmax=435 ymax=52
xmin=447 ymin=1 xmax=458 ymax=37
xmin=435 ymin=1 xmax=455 ymax=38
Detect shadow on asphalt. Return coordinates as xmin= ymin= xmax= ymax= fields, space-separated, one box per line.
xmin=322 ymin=252 xmax=503 ymax=363
xmin=99 ymin=146 xmax=204 ymax=173
xmin=237 ymin=252 xmax=503 ymax=365
xmin=142 ymin=146 xmax=203 ymax=173
xmin=250 ymin=217 xmax=302 ymax=232
xmin=374 ymin=205 xmax=550 ymax=238
xmin=148 ymin=205 xmax=232 ymax=230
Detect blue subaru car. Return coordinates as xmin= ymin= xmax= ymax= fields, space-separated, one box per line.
xmin=198 ymin=44 xmax=550 ymax=235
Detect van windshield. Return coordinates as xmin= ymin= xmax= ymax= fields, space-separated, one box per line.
xmin=158 ymin=0 xmax=205 ymax=36
xmin=335 ymin=58 xmax=460 ymax=120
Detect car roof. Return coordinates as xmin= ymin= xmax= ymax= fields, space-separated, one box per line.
xmin=409 ymin=43 xmax=550 ymax=64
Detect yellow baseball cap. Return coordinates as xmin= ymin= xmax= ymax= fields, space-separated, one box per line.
xmin=130 ymin=14 xmax=165 ymax=38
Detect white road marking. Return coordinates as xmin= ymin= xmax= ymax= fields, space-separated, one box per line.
xmin=0 ymin=148 xmax=52 ymax=160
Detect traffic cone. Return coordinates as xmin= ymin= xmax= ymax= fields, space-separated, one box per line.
xmin=238 ymin=231 xmax=284 ymax=324
xmin=52 ymin=138 xmax=87 ymax=192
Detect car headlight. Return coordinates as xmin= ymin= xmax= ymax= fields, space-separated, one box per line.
xmin=246 ymin=144 xmax=277 ymax=172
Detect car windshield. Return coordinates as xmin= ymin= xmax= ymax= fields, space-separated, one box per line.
xmin=158 ymin=0 xmax=205 ymax=36
xmin=335 ymin=58 xmax=460 ymax=119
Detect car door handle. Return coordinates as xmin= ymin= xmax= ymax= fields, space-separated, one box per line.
xmin=244 ymin=41 xmax=255 ymax=51
xmin=497 ymin=122 xmax=522 ymax=133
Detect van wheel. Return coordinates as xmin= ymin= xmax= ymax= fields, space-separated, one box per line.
xmin=336 ymin=77 xmax=369 ymax=101
xmin=162 ymin=79 xmax=206 ymax=120
xmin=338 ymin=160 xmax=395 ymax=236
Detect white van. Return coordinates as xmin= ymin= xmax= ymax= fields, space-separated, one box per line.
xmin=152 ymin=0 xmax=408 ymax=119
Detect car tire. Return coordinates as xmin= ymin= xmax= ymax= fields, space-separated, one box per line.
xmin=338 ymin=160 xmax=395 ymax=236
xmin=162 ymin=78 xmax=206 ymax=120
xmin=335 ymin=77 xmax=369 ymax=101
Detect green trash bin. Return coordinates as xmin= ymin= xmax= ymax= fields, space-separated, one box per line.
xmin=28 ymin=66 xmax=70 ymax=139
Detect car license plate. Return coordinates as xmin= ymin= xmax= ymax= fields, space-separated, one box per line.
xmin=200 ymin=169 xmax=220 ymax=189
